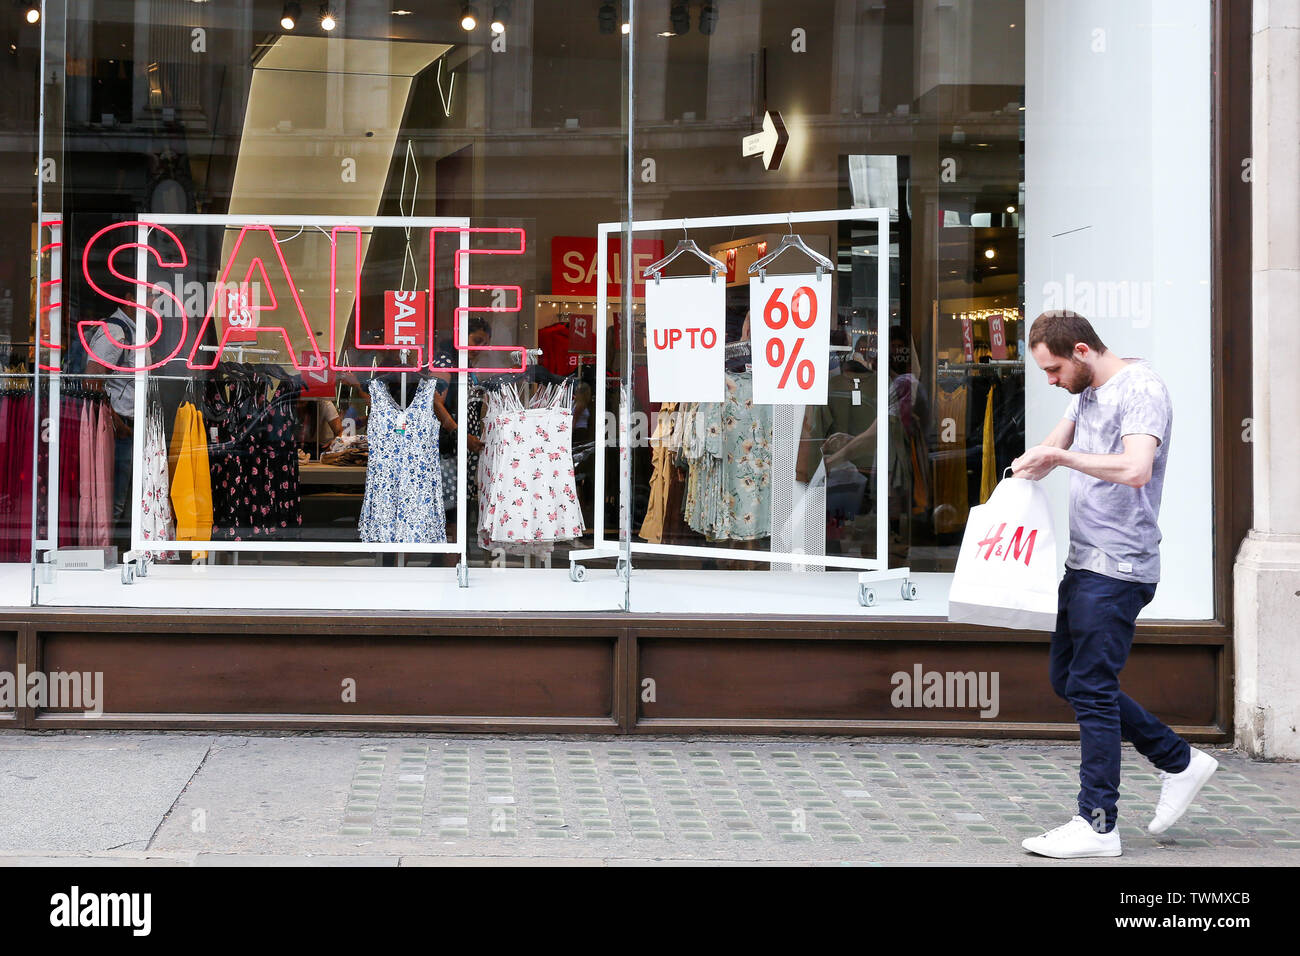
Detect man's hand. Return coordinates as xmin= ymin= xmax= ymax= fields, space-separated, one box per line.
xmin=1011 ymin=444 xmax=1059 ymax=481
xmin=110 ymin=408 xmax=132 ymax=439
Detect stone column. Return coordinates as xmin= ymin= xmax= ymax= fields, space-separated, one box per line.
xmin=1234 ymin=0 xmax=1300 ymax=758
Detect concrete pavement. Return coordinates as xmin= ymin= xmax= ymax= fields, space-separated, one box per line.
xmin=0 ymin=733 xmax=1296 ymax=866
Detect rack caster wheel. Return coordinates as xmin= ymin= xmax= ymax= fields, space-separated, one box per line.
xmin=121 ymin=563 xmax=135 ymax=586
xmin=569 ymin=563 xmax=587 ymax=583
xmin=858 ymin=584 xmax=876 ymax=607
xmin=616 ymin=557 xmax=629 ymax=582
xmin=901 ymin=580 xmax=918 ymax=601
xmin=456 ymin=562 xmax=469 ymax=588
xmin=138 ymin=555 xmax=150 ymax=578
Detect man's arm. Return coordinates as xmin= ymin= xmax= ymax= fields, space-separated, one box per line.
xmin=1008 ymin=417 xmax=1073 ymax=480
xmin=1039 ymin=417 xmax=1075 ymax=450
xmin=1013 ymin=432 xmax=1157 ymax=487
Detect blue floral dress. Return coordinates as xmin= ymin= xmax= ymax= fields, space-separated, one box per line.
xmin=358 ymin=377 xmax=447 ymax=543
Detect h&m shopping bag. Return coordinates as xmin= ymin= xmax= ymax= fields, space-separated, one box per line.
xmin=947 ymin=475 xmax=1059 ymax=631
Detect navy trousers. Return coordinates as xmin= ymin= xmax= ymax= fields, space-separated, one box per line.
xmin=1050 ymin=568 xmax=1191 ymax=832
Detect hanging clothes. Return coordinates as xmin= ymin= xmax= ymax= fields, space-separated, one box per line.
xmin=207 ymin=367 xmax=303 ymax=541
xmin=639 ymin=401 xmax=685 ymax=544
xmin=358 ymin=376 xmax=446 ymax=543
xmin=139 ymin=398 xmax=177 ymax=560
xmin=477 ymin=381 xmax=583 ymax=556
xmin=57 ymin=395 xmax=81 ymax=547
xmin=682 ymin=370 xmax=773 ymax=542
xmin=980 ymin=383 xmax=997 ymax=503
xmin=0 ymin=386 xmax=37 ymax=562
xmin=168 ymin=399 xmax=213 ymax=555
xmin=932 ymin=381 xmax=969 ymax=534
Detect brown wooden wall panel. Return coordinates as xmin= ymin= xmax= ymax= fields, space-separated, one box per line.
xmin=637 ymin=638 xmax=1218 ymax=727
xmin=37 ymin=632 xmax=615 ymax=719
xmin=0 ymin=630 xmax=15 ymax=714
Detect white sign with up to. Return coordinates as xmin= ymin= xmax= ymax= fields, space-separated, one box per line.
xmin=644 ymin=274 xmax=725 ymax=402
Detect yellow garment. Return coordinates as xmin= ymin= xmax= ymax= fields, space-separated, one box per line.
xmin=169 ymin=402 xmax=213 ymax=545
xmin=979 ymin=385 xmax=997 ymax=503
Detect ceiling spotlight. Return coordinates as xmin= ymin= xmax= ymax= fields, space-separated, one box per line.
xmin=318 ymin=3 xmax=336 ymax=31
xmin=621 ymin=21 xmax=630 ymax=35
xmin=20 ymin=1 xmax=39 ymax=23
xmin=699 ymin=1 xmax=718 ymax=35
xmin=460 ymin=3 xmax=477 ymax=30
xmin=670 ymin=1 xmax=689 ymax=35
xmin=280 ymin=1 xmax=300 ymax=30
xmin=598 ymin=2 xmax=615 ymax=34
xmin=490 ymin=2 xmax=507 ymax=34
xmin=1006 ymin=205 xmax=1016 ymax=213
xmin=983 ymin=248 xmax=996 ymax=260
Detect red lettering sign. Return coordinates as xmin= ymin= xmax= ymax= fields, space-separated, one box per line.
xmin=425 ymin=226 xmax=527 ymax=373
xmin=78 ymin=221 xmax=533 ymax=374
xmin=960 ymin=317 xmax=975 ymax=362
xmin=570 ymin=314 xmax=595 ymax=354
xmin=187 ymin=224 xmax=324 ymax=371
xmin=80 ymin=221 xmax=189 ymax=371
xmin=989 ymin=312 xmax=1008 ymax=360
xmin=551 ymin=236 xmax=665 ymax=297
xmin=384 ymin=290 xmax=428 ymax=352
xmin=300 ymin=362 xmax=335 ymax=399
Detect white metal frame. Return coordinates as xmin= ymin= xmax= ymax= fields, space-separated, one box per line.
xmin=569 ymin=208 xmax=916 ymax=606
xmin=104 ymin=214 xmax=476 ymax=581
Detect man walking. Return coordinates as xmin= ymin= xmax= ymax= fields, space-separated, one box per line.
xmin=1011 ymin=310 xmax=1217 ymax=858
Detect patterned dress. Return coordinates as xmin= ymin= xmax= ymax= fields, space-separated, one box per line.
xmin=476 ymin=385 xmax=584 ymax=556
xmin=358 ymin=377 xmax=447 ymax=543
xmin=683 ymin=371 xmax=772 ymax=541
xmin=209 ymin=375 xmax=303 ymax=540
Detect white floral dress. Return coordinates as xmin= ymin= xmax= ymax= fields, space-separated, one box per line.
xmin=139 ymin=404 xmax=177 ymax=560
xmin=477 ymin=384 xmax=584 ymax=556
xmin=358 ymin=377 xmax=447 ymax=543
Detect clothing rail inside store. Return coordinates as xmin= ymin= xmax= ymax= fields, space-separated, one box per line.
xmin=0 ymin=372 xmax=204 ymax=381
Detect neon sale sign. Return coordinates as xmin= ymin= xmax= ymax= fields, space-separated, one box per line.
xmin=74 ymin=219 xmax=528 ymax=374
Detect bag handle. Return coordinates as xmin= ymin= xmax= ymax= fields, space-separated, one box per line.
xmin=1003 ymin=466 xmax=1014 ymax=480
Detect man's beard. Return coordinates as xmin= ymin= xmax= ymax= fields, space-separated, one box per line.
xmin=1064 ymin=360 xmax=1091 ymax=393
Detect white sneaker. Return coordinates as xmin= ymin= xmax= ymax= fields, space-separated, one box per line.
xmin=1149 ymin=747 xmax=1218 ymax=835
xmin=1021 ymin=815 xmax=1121 ymax=858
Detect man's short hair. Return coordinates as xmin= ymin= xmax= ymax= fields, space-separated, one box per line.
xmin=468 ymin=316 xmax=491 ymax=338
xmin=1028 ymin=310 xmax=1107 ymax=359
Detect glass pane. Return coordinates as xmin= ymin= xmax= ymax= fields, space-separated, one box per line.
xmin=30 ymin=0 xmax=631 ymax=612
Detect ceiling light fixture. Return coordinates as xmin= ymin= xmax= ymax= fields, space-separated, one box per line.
xmin=280 ymin=1 xmax=300 ymax=30
xmin=621 ymin=21 xmax=630 ymax=35
xmin=984 ymin=248 xmax=996 ymax=260
xmin=598 ymin=2 xmax=615 ymax=34
xmin=460 ymin=3 xmax=477 ymax=30
xmin=20 ymin=1 xmax=39 ymax=23
xmin=699 ymin=1 xmax=718 ymax=35
xmin=490 ymin=2 xmax=508 ymax=34
xmin=670 ymin=1 xmax=689 ymax=35
xmin=391 ymin=9 xmax=413 ymax=15
xmin=318 ymin=3 xmax=337 ymax=31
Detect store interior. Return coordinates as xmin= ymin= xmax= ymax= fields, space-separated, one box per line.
xmin=3 ymin=1 xmax=1034 ymax=613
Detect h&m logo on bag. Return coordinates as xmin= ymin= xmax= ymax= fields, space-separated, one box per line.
xmin=975 ymin=522 xmax=1038 ymax=565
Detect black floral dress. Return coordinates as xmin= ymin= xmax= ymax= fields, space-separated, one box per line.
xmin=208 ymin=374 xmax=303 ymax=540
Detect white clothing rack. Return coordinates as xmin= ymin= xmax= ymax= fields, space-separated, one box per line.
xmin=567 ymin=207 xmax=916 ymax=607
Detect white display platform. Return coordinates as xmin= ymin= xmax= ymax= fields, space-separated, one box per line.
xmin=19 ymin=563 xmax=952 ymax=616
xmin=0 ymin=564 xmax=31 ymax=606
